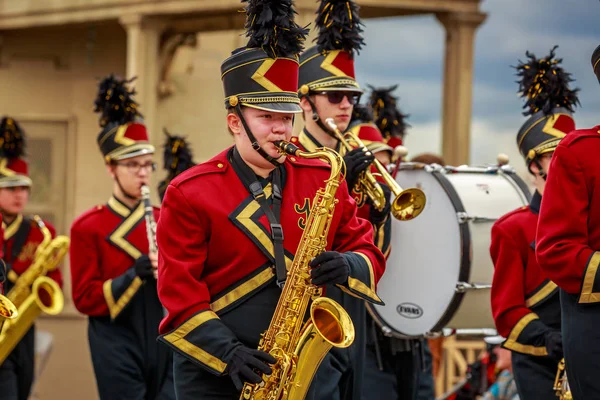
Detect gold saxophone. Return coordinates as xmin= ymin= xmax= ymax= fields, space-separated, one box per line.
xmin=0 ymin=216 xmax=69 ymax=363
xmin=240 ymin=141 xmax=355 ymax=400
xmin=554 ymin=358 xmax=572 ymax=400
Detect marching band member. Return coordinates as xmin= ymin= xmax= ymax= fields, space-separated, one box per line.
xmin=0 ymin=117 xmax=63 ymax=400
xmin=69 ymin=76 xmax=174 ymax=400
xmin=155 ymin=1 xmax=385 ymax=398
xmin=352 ymin=97 xmax=434 ymax=400
xmin=295 ymin=2 xmax=388 ymax=398
xmin=158 ymin=129 xmax=195 ymax=202
xmin=536 ymin=45 xmax=600 ymax=399
xmin=492 ymin=47 xmax=579 ymax=399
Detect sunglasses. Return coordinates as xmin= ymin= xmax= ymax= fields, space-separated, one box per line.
xmin=317 ymin=91 xmax=361 ymax=105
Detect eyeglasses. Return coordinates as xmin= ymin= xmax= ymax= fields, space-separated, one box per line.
xmin=317 ymin=92 xmax=361 ymax=105
xmin=115 ymin=161 xmax=157 ymax=174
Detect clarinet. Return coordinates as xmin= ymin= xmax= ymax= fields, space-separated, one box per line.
xmin=140 ymin=185 xmax=158 ymax=276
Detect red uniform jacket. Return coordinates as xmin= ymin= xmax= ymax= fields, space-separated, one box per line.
xmin=294 ymin=131 xmax=391 ymax=257
xmin=156 ymin=146 xmax=385 ymax=376
xmin=537 ymin=126 xmax=600 ymax=303
xmin=69 ymin=196 xmax=159 ymax=319
xmin=490 ymin=192 xmax=560 ymax=356
xmin=3 ymin=214 xmax=62 ymax=289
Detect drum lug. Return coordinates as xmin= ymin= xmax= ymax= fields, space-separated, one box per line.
xmin=456 ymin=282 xmax=492 ymax=293
xmin=456 ymin=212 xmax=497 ymax=224
xmin=381 ymin=326 xmax=394 ymax=337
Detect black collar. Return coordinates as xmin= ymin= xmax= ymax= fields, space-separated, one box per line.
xmin=300 ymin=129 xmax=342 ymax=153
xmin=530 ymin=191 xmax=542 ymax=215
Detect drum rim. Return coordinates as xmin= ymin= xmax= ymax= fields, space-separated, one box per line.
xmin=367 ymin=169 xmax=472 ymax=338
xmin=502 ymin=169 xmax=532 ymax=203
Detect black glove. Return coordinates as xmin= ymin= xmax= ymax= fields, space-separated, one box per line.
xmin=134 ymin=255 xmax=154 ymax=279
xmin=544 ymin=330 xmax=563 ymax=360
xmin=369 ymin=183 xmax=392 ymax=225
xmin=227 ymin=345 xmax=276 ymax=391
xmin=344 ymin=148 xmax=375 ymax=191
xmin=309 ymin=251 xmax=350 ymax=286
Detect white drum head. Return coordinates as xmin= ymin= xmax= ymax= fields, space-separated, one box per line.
xmin=369 ymin=166 xmax=530 ymax=337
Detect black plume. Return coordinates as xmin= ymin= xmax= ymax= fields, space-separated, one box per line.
xmin=515 ymin=46 xmax=580 ymax=116
xmin=316 ymin=0 xmax=364 ymax=55
xmin=93 ymin=74 xmax=142 ymax=128
xmin=243 ymin=0 xmax=309 ymax=58
xmin=0 ymin=117 xmax=25 ymax=159
xmin=367 ymin=85 xmax=410 ymax=140
xmin=159 ymin=128 xmax=195 ymax=201
xmin=350 ymin=104 xmax=373 ymax=124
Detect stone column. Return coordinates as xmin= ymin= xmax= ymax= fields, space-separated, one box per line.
xmin=120 ymin=14 xmax=166 ymax=202
xmin=436 ymin=12 xmax=487 ymax=165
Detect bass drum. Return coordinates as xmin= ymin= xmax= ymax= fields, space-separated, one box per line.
xmin=368 ymin=163 xmax=531 ymax=337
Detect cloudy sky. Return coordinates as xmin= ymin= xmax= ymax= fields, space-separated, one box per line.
xmin=355 ymin=0 xmax=598 ymax=178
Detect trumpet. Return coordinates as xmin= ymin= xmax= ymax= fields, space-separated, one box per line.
xmin=325 ymin=118 xmax=426 ymax=221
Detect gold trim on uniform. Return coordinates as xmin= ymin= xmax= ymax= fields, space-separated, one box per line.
xmin=344 ymin=251 xmax=382 ymax=303
xmin=108 ymin=202 xmax=145 ymax=260
xmin=103 ymin=277 xmax=143 ymax=319
xmin=503 ymin=313 xmax=548 ymax=356
xmin=3 ymin=214 xmax=23 ymax=241
xmin=211 ymin=268 xmax=275 ymax=313
xmin=163 ymin=311 xmax=228 ymax=373
xmin=525 ymin=280 xmax=558 ymax=307
xmin=579 ymin=251 xmax=600 ymax=304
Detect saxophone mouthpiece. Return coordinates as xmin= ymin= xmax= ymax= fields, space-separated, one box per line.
xmin=325 ymin=118 xmax=337 ymax=131
xmin=274 ymin=140 xmax=300 ymax=156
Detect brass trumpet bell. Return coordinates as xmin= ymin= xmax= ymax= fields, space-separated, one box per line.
xmin=390 ymin=186 xmax=427 ymax=221
xmin=0 ymin=294 xmax=17 ymax=319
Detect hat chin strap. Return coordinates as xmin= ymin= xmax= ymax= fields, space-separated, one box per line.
xmin=304 ymin=95 xmax=337 ymax=138
xmin=234 ymin=105 xmax=282 ymax=167
xmin=529 ymin=158 xmax=547 ymax=181
xmin=115 ymin=175 xmax=140 ymax=201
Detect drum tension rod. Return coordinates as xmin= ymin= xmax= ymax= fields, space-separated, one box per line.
xmin=456 ymin=212 xmax=497 ymax=224
xmin=455 ymin=282 xmax=492 ymax=293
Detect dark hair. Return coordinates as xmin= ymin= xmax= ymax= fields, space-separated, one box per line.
xmin=410 ymin=153 xmax=445 ymax=165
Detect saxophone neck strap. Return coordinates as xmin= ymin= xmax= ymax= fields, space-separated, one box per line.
xmin=230 ymin=147 xmax=287 ymax=288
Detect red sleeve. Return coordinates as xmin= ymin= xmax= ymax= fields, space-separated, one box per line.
xmin=69 ymin=218 xmax=109 ymax=316
xmin=490 ymin=223 xmax=531 ymax=336
xmin=331 ymin=181 xmax=386 ymax=304
xmin=536 ymin=144 xmax=593 ymax=296
xmin=157 ymin=185 xmax=212 ymax=333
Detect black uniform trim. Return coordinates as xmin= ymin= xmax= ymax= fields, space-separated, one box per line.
xmin=210 ymin=263 xmax=275 ymax=315
xmin=336 ymin=251 xmax=383 ymax=305
xmin=525 ymin=279 xmax=559 ymax=308
xmin=102 ymin=271 xmax=143 ymax=320
xmin=373 ymin=215 xmax=391 ymax=256
xmin=159 ymin=309 xmax=239 ymax=376
xmin=2 ymin=214 xmax=23 ymax=241
xmin=502 ymin=313 xmax=549 ymax=356
xmin=298 ymin=129 xmax=343 ymax=155
xmin=579 ymin=251 xmax=600 ymax=304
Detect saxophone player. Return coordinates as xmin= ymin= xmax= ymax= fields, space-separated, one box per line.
xmin=536 ymin=45 xmax=600 ymax=400
xmin=0 ymin=116 xmax=63 ymax=400
xmin=293 ymin=2 xmax=390 ymax=398
xmin=492 ymin=47 xmax=578 ymax=399
xmin=68 ymin=76 xmax=174 ymax=400
xmin=155 ymin=1 xmax=385 ymax=398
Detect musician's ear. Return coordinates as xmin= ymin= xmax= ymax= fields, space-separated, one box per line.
xmin=227 ymin=111 xmax=242 ymax=136
xmin=105 ymin=162 xmax=117 ymax=179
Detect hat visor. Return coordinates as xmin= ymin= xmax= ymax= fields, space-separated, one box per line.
xmin=367 ymin=143 xmax=394 ymax=155
xmin=242 ymin=102 xmax=302 ymax=114
xmin=314 ymin=86 xmax=363 ymax=93
xmin=108 ymin=144 xmax=156 ymax=161
xmin=0 ymin=175 xmax=32 ymax=188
